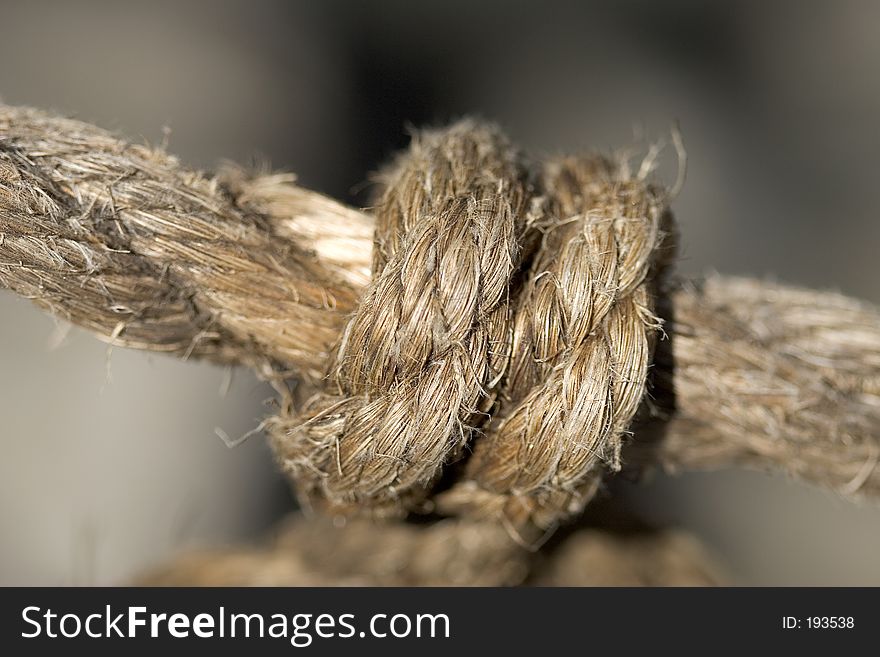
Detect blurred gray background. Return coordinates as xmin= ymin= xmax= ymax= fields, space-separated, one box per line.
xmin=1 ymin=0 xmax=878 ymax=584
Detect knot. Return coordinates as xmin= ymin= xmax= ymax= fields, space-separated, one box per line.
xmin=270 ymin=120 xmax=676 ymax=541
xmin=4 ymin=104 xmax=879 ymax=548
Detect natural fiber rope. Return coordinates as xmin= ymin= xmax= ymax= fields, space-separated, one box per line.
xmin=630 ymin=276 xmax=880 ymax=498
xmin=286 ymin=123 xmax=534 ymax=516
xmin=0 ymin=105 xmax=363 ymax=380
xmin=273 ymin=125 xmax=675 ymax=538
xmin=2 ymin=105 xmax=878 ymax=547
xmin=432 ymin=155 xmax=674 ymax=540
xmin=138 ymin=513 xmax=723 ymax=587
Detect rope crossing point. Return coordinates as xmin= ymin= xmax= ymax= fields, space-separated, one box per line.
xmin=272 ymin=123 xmax=676 ymax=542
xmin=1 ymin=105 xmax=878 ymax=550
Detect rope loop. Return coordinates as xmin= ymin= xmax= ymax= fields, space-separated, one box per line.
xmin=270 ymin=120 xmax=676 ymax=538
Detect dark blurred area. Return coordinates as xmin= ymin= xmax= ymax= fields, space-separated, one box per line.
xmin=1 ymin=0 xmax=878 ymax=584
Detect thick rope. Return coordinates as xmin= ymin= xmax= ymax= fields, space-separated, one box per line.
xmin=138 ymin=513 xmax=723 ymax=587
xmin=2 ymin=105 xmax=878 ymax=546
xmin=630 ymin=276 xmax=880 ymax=498
xmin=280 ymin=123 xmax=534 ymax=515
xmin=434 ymin=156 xmax=675 ymax=540
xmin=267 ymin=131 xmax=676 ymax=536
xmin=0 ymin=105 xmax=361 ymax=380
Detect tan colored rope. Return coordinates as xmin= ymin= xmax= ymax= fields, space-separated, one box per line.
xmin=630 ymin=276 xmax=880 ymax=498
xmin=138 ymin=513 xmax=723 ymax=587
xmin=0 ymin=105 xmax=359 ymax=380
xmin=2 ymin=105 xmax=878 ymax=547
xmin=279 ymin=123 xmax=533 ymax=516
xmin=434 ymin=155 xmax=675 ymax=541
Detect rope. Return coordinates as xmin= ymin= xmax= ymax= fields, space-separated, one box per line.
xmin=432 ymin=154 xmax=675 ymax=540
xmin=0 ymin=105 xmax=362 ymax=379
xmin=2 ymin=105 xmax=878 ymax=548
xmin=139 ymin=513 xmax=722 ymax=587
xmin=274 ymin=123 xmax=675 ymax=541
xmin=285 ymin=123 xmax=534 ymax=516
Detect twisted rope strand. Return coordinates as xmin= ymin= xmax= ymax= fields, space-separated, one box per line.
xmin=2 ymin=105 xmax=878 ymax=541
xmin=271 ymin=122 xmax=534 ymax=515
xmin=437 ymin=156 xmax=675 ymax=538
xmin=630 ymin=276 xmax=880 ymax=498
xmin=0 ymin=106 xmax=359 ymax=378
xmin=139 ymin=512 xmax=723 ymax=587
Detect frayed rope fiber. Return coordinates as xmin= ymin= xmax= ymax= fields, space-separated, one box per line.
xmin=278 ymin=124 xmax=676 ymax=542
xmin=2 ymin=105 xmax=878 ymax=547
